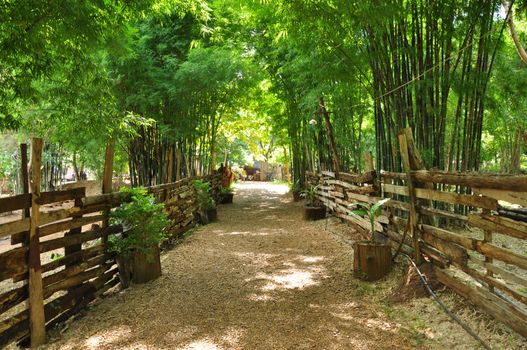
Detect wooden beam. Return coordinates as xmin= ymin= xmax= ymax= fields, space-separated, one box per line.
xmin=412 ymin=170 xmax=527 ymax=192
xmin=398 ymin=129 xmax=420 ymax=263
xmin=28 ymin=138 xmax=45 ymax=347
xmin=436 ymin=268 xmax=527 ymax=338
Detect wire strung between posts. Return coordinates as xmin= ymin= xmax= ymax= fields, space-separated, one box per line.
xmin=402 ymin=253 xmax=493 ymax=350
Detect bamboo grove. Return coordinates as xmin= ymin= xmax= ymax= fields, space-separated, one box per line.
xmin=0 ymin=0 xmax=526 ymax=190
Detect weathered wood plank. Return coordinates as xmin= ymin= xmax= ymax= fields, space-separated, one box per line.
xmin=0 ymin=248 xmax=27 ymax=282
xmin=456 ymin=263 xmax=527 ymax=305
xmin=340 ymin=171 xmax=376 ymax=184
xmin=36 ymin=188 xmax=85 ymax=206
xmin=0 ymin=194 xmax=31 ymax=214
xmin=326 ymin=180 xmax=376 ymax=194
xmin=468 ymin=214 xmax=527 ymax=240
xmin=0 ymin=286 xmax=27 ymax=315
xmin=418 ymin=206 xmax=468 ymax=221
xmin=0 ymin=218 xmax=30 ymax=239
xmin=10 ymin=214 xmax=106 ymax=245
xmin=44 ymin=262 xmax=113 ymax=299
xmin=421 ymin=231 xmax=469 ymax=265
xmin=39 ymin=225 xmax=120 ymax=253
xmin=28 ymin=137 xmax=45 ymax=347
xmin=412 ymin=170 xmax=527 ymax=192
xmin=42 ymin=254 xmax=110 ymax=288
xmin=39 ymin=207 xmax=81 ymax=226
xmin=471 ymin=258 xmax=527 ymax=289
xmin=436 ymin=268 xmax=527 ymax=338
xmin=383 ymin=183 xmax=498 ymax=210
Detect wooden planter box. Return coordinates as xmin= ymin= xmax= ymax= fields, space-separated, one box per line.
xmin=353 ymin=241 xmax=391 ymax=281
xmin=303 ymin=206 xmax=326 ymax=221
xmin=219 ymin=193 xmax=234 ymax=204
xmin=207 ymin=207 xmax=218 ymax=222
xmin=132 ymin=246 xmax=162 ymax=284
xmin=116 ymin=245 xmax=162 ymax=286
xmin=116 ymin=255 xmax=132 ymax=289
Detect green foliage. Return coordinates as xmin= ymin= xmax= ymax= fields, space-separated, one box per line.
xmin=109 ymin=187 xmax=169 ymax=257
xmin=220 ymin=185 xmax=233 ymax=194
xmin=192 ymin=180 xmax=215 ymax=210
xmin=301 ymin=184 xmax=320 ymax=207
xmin=351 ymin=198 xmax=391 ymax=241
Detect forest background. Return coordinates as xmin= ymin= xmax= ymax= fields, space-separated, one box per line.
xmin=1 ymin=0 xmax=526 ymax=192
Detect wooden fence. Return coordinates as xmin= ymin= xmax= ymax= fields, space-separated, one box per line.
xmin=0 ymin=139 xmax=221 ymax=347
xmin=307 ymin=129 xmax=527 ymax=338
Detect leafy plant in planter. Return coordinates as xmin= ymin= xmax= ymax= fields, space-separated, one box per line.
xmin=351 ymin=198 xmax=391 ymax=281
xmin=219 ymin=185 xmax=234 ymax=204
xmin=207 ymin=197 xmax=218 ymax=221
xmin=109 ymin=187 xmax=169 ymax=287
xmin=193 ymin=180 xmax=217 ymax=223
xmin=301 ymin=184 xmax=326 ymax=220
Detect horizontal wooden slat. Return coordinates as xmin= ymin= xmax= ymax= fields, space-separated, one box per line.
xmin=81 ymin=192 xmax=129 ymax=208
xmin=0 ymin=218 xmax=29 ymax=239
xmin=412 ymin=170 xmax=527 ymax=192
xmin=42 ymin=254 xmax=111 ymax=288
xmin=44 ymin=262 xmax=113 ymax=298
xmin=0 ymin=194 xmax=31 ymax=214
xmin=40 ymin=225 xmax=121 ymax=253
xmin=418 ymin=206 xmax=468 ymax=221
xmin=10 ymin=214 xmax=106 ymax=245
xmin=456 ymin=263 xmax=527 ymax=305
xmin=436 ymin=268 xmax=527 ymax=338
xmin=340 ymin=171 xmax=376 ymax=184
xmin=471 ymin=258 xmax=527 ymax=290
xmin=36 ymin=188 xmax=85 ymax=205
xmin=0 ymin=248 xmax=27 ymax=282
xmin=0 ymin=286 xmax=27 ymax=315
xmin=325 ymin=180 xmax=376 ymax=194
xmin=383 ymin=184 xmax=498 ymax=210
xmin=421 ymin=223 xmax=527 ymax=270
xmin=468 ymin=214 xmax=527 ymax=240
xmin=474 ymin=188 xmax=527 ymax=207
xmin=39 ymin=207 xmax=81 ymax=226
xmin=42 ymin=245 xmax=106 ymax=274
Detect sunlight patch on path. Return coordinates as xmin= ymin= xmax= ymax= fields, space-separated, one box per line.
xmin=233 ymin=181 xmax=289 ymax=194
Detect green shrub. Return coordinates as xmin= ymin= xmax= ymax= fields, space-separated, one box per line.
xmin=108 ymin=187 xmax=169 ymax=257
xmin=193 ymin=180 xmax=215 ymax=210
xmin=301 ymin=184 xmax=320 ymax=207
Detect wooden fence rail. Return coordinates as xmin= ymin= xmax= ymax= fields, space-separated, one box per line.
xmin=0 ymin=139 xmax=221 ymax=347
xmin=306 ymin=134 xmax=527 ymax=339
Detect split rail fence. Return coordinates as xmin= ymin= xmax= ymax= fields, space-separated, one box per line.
xmin=0 ymin=138 xmax=221 ymax=347
xmin=307 ymin=128 xmax=527 ymax=338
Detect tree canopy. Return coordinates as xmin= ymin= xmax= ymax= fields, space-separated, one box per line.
xmin=1 ymin=0 xmax=526 ymax=190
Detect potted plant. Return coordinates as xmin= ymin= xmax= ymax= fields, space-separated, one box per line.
xmin=207 ymin=197 xmax=218 ymax=222
xmin=109 ymin=187 xmax=169 ymax=286
xmin=290 ymin=180 xmax=301 ymax=202
xmin=351 ymin=198 xmax=391 ymax=281
xmin=193 ymin=180 xmax=216 ymax=224
xmin=219 ymin=185 xmax=234 ymax=204
xmin=301 ymin=184 xmax=326 ymax=220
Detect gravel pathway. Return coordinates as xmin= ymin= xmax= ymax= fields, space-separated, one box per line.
xmin=43 ymin=182 xmax=415 ymax=350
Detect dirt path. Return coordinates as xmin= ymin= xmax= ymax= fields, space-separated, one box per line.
xmin=43 ymin=182 xmax=415 ymax=350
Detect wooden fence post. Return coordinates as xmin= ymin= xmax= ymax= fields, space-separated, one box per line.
xmin=101 ymin=140 xmax=115 ymax=242
xmin=12 ymin=144 xmax=30 ymax=246
xmin=398 ymin=130 xmax=421 ymax=263
xmin=28 ymin=138 xmax=46 ymax=347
